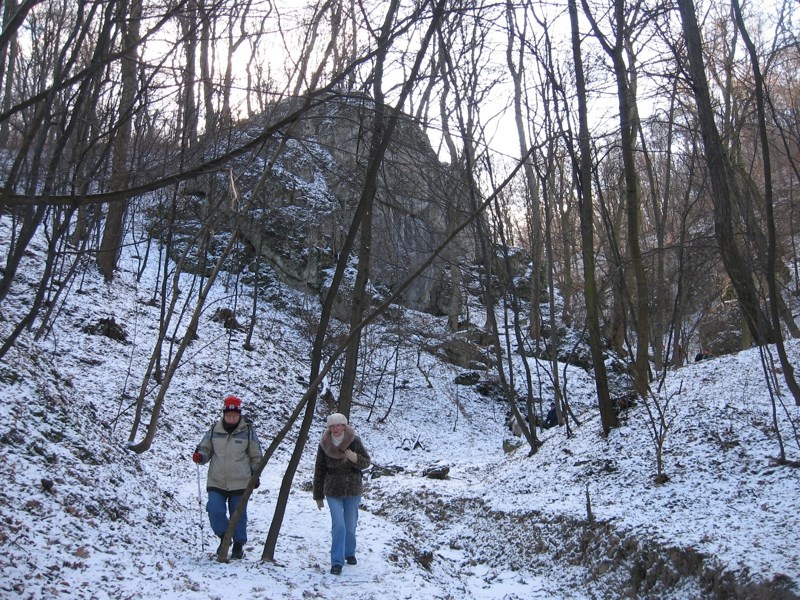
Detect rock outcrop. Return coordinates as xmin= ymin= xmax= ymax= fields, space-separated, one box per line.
xmin=208 ymin=93 xmax=475 ymax=317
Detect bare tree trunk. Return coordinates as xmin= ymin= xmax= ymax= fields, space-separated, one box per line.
xmin=568 ymin=0 xmax=617 ymax=433
xmin=447 ymin=255 xmax=463 ymax=332
xmin=438 ymin=3 xmax=542 ymax=452
xmin=128 ymin=226 xmax=240 ymax=454
xmin=557 ymin=161 xmax=575 ymax=328
xmin=731 ymin=0 xmax=800 ymax=405
xmin=475 ymin=172 xmax=540 ymax=451
xmin=262 ymin=0 xmax=449 ymax=561
xmin=338 ymin=24 xmax=390 ymax=411
xmin=606 ymin=197 xmax=627 ymax=357
xmin=504 ymin=3 xmax=544 ymax=341
xmin=0 ymin=208 xmax=76 ymax=359
xmin=97 ymin=0 xmax=141 ymax=281
xmin=1 ymin=0 xmax=112 ymax=352
xmin=437 ymin=42 xmax=466 ymax=333
xmin=581 ymin=0 xmax=651 ymax=394
xmin=640 ymin=77 xmax=679 ymax=372
xmin=0 ymin=0 xmax=104 ymax=302
xmin=199 ymin=0 xmax=216 ymax=135
xmin=259 ymin=0 xmax=375 ymax=560
xmin=126 ymin=197 xmax=198 ymax=442
xmin=675 ymin=0 xmax=774 ymax=346
xmin=0 ymin=0 xmax=20 ymax=145
xmin=220 ymin=0 xmax=255 ymax=126
xmin=180 ymin=3 xmax=199 ymax=151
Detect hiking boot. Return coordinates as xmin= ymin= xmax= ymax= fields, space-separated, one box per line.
xmin=330 ymin=564 xmax=342 ymax=575
xmin=215 ymin=536 xmax=226 ymax=557
xmin=345 ymin=556 xmax=357 ymax=565
xmin=231 ymin=541 xmax=244 ymax=560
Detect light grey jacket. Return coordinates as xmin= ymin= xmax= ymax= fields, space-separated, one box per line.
xmin=196 ymin=418 xmax=262 ymax=493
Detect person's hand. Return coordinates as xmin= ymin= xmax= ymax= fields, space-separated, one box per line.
xmin=315 ymin=499 xmax=324 ymax=510
xmin=344 ymin=449 xmax=358 ymax=463
xmin=192 ymin=451 xmax=203 ymax=464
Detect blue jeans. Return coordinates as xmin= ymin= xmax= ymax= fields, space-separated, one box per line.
xmin=207 ymin=491 xmax=247 ymax=543
xmin=327 ymin=495 xmax=360 ymax=566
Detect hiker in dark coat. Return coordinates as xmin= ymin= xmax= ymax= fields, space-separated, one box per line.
xmin=313 ymin=412 xmax=371 ymax=575
xmin=193 ymin=395 xmax=262 ymax=560
xmin=545 ymin=402 xmax=558 ymax=428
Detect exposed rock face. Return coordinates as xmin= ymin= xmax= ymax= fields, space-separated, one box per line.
xmin=220 ymin=93 xmax=473 ymax=316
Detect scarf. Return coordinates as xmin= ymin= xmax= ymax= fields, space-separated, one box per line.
xmin=222 ymin=416 xmax=241 ymax=433
xmin=320 ymin=425 xmax=355 ymax=459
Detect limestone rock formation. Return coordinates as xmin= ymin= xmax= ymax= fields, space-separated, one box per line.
xmin=218 ymin=93 xmax=474 ymax=317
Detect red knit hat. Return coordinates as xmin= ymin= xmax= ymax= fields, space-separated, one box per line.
xmin=223 ymin=395 xmax=242 ymax=412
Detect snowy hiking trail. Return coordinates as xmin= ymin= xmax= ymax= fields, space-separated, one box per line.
xmin=172 ymin=447 xmax=570 ymax=600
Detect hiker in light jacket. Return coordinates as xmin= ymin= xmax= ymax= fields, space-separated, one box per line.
xmin=313 ymin=412 xmax=371 ymax=575
xmin=193 ymin=395 xmax=262 ymax=560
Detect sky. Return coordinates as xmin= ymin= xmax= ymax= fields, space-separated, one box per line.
xmin=1 ymin=217 xmax=799 ymax=600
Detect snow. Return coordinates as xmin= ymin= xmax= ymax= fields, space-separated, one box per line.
xmin=1 ymin=218 xmax=799 ymax=600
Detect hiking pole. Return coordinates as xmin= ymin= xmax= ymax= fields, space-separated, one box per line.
xmin=196 ymin=463 xmax=205 ymax=554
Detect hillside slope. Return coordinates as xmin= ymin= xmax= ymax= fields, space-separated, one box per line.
xmin=1 ymin=221 xmax=799 ymax=599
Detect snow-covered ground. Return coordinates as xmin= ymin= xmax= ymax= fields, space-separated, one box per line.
xmin=1 ymin=220 xmax=799 ymax=599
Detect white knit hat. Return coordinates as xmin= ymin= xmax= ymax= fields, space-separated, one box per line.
xmin=326 ymin=413 xmax=348 ymax=427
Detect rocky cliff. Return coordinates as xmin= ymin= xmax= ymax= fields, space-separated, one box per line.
xmin=200 ymin=93 xmax=475 ymax=318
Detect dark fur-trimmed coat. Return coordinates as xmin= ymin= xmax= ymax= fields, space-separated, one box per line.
xmin=313 ymin=425 xmax=371 ymax=499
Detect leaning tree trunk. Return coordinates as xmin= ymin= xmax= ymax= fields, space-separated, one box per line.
xmin=676 ymin=0 xmax=775 ymax=347
xmin=262 ymin=0 xmax=449 ymax=561
xmin=338 ymin=45 xmax=388 ymax=414
xmin=128 ymin=228 xmax=240 ymax=454
xmin=731 ymin=0 xmax=800 ymax=405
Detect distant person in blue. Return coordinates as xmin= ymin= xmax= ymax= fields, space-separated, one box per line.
xmin=544 ymin=402 xmax=559 ymax=428
xmin=193 ymin=395 xmax=263 ymax=560
xmin=313 ymin=412 xmax=371 ymax=575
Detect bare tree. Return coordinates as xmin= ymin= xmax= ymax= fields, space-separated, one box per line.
xmin=730 ymin=0 xmax=800 ymax=405
xmin=675 ymin=0 xmax=775 ymax=347
xmin=580 ymin=0 xmax=651 ymax=395
xmin=262 ymin=0 xmax=450 ymax=562
xmin=97 ymin=0 xmax=142 ymax=281
xmin=567 ymin=0 xmax=618 ymax=433
xmin=505 ymin=0 xmax=545 ymax=341
xmin=0 ymin=0 xmax=21 ymax=144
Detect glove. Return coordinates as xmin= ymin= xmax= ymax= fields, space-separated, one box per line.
xmin=192 ymin=451 xmax=203 ymax=464
xmin=315 ymin=499 xmax=324 ymax=510
xmin=254 ymin=478 xmax=260 ymax=489
xmin=344 ymin=449 xmax=358 ymax=463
